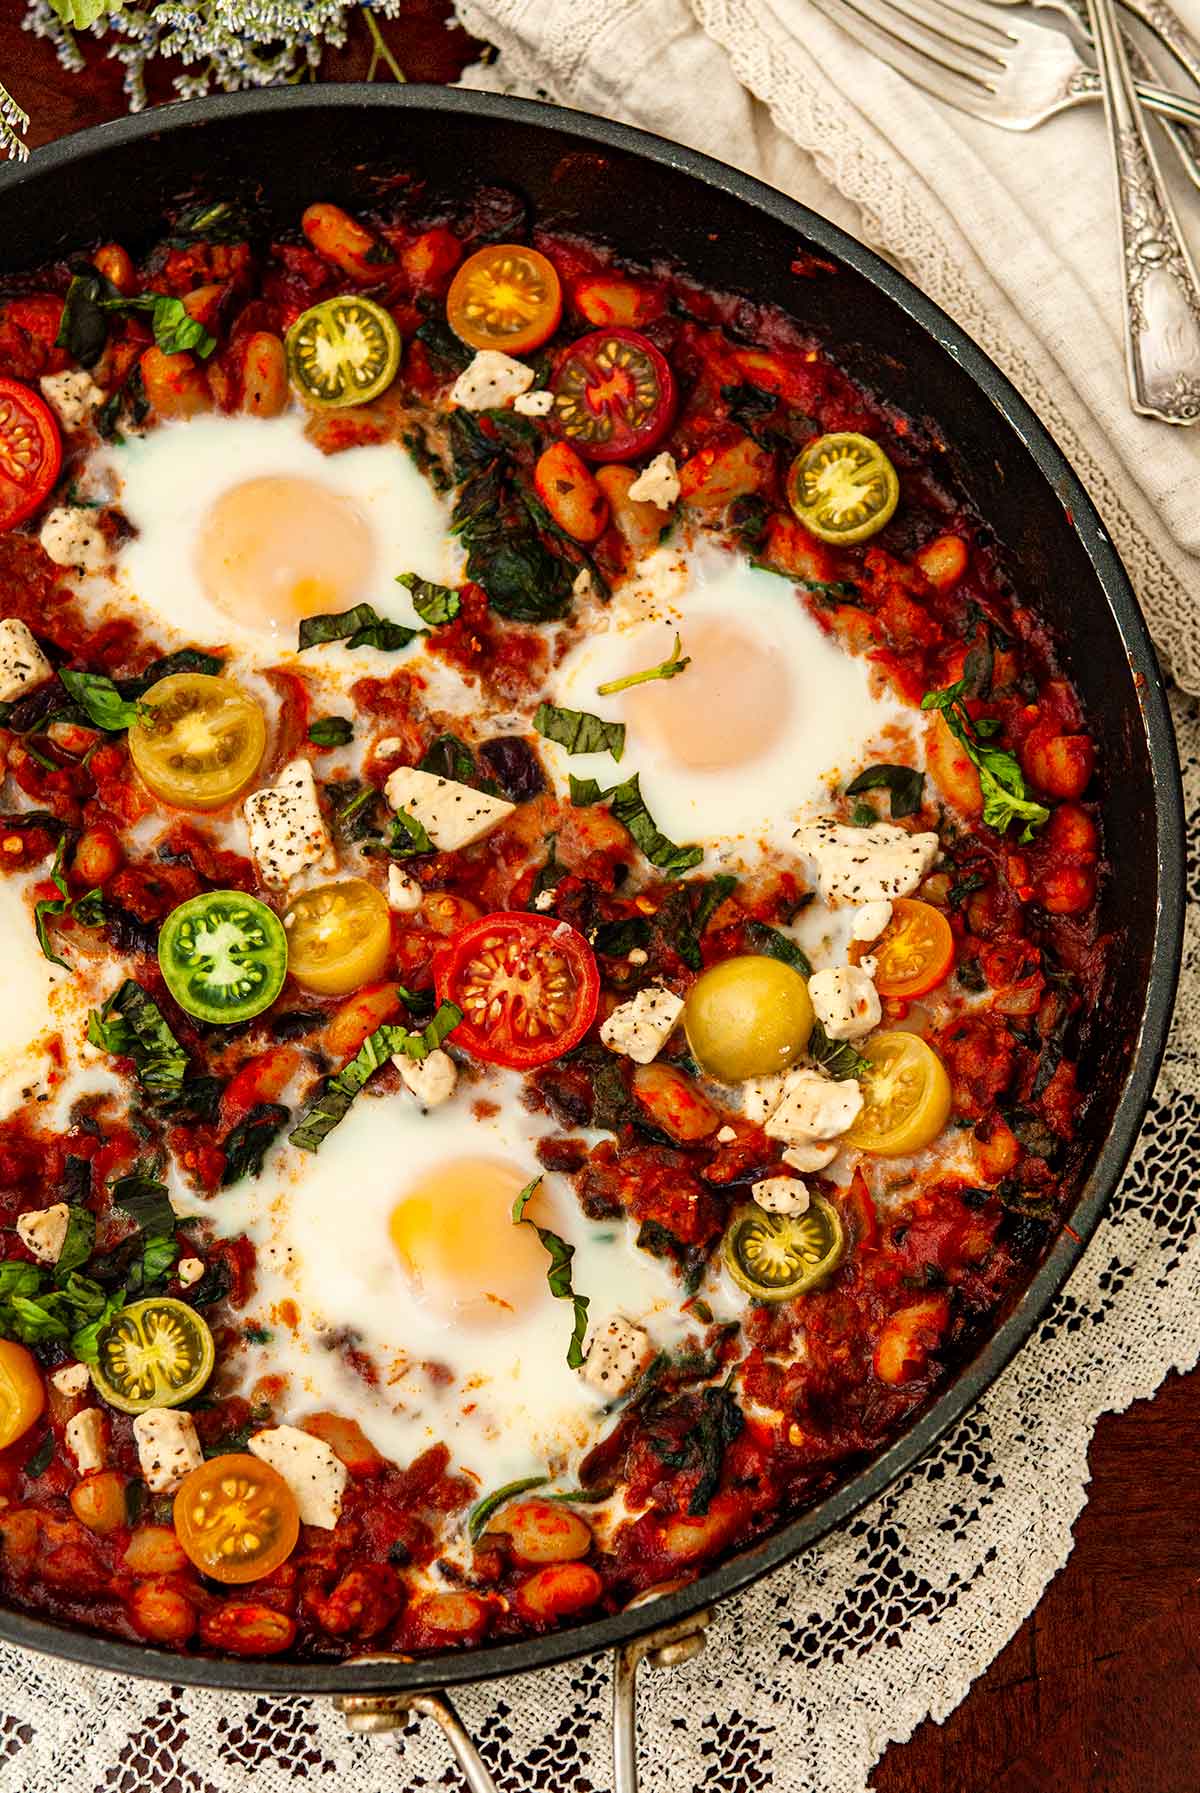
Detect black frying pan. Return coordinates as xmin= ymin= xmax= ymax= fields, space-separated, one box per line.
xmin=0 ymin=84 xmax=1183 ymax=1791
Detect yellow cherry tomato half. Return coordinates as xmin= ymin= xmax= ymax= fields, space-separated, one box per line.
xmin=128 ymin=673 xmax=267 ymax=812
xmin=845 ymin=1030 xmax=952 ymax=1157
xmin=0 ymin=1339 xmax=44 ymax=1449
xmin=786 ymin=431 xmax=899 ymax=545
xmin=284 ymin=877 xmax=392 ymax=996
xmin=864 ymin=898 xmax=955 ymax=1000
xmin=446 ymin=244 xmax=563 ymax=355
xmin=683 ymin=954 xmax=814 ymax=1084
xmin=90 ymin=1298 xmax=215 ymax=1415
xmin=174 ymin=1452 xmax=300 ymax=1585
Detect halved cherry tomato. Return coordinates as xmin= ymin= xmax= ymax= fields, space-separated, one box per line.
xmin=0 ymin=1340 xmax=44 ymax=1449
xmin=551 ymin=328 xmax=676 ymax=463
xmin=864 ymin=898 xmax=955 ymax=999
xmin=174 ymin=1453 xmax=300 ymax=1585
xmin=433 ymin=912 xmax=599 ymax=1069
xmin=845 ymin=1031 xmax=952 ymax=1157
xmin=0 ymin=378 xmax=62 ymax=532
xmin=786 ymin=432 xmax=899 ymax=544
xmin=446 ymin=244 xmax=562 ymax=355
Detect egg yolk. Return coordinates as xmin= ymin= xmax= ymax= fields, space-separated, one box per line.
xmin=196 ymin=475 xmax=374 ymax=633
xmin=622 ymin=618 xmax=790 ymax=770
xmin=388 ymin=1157 xmax=551 ymax=1326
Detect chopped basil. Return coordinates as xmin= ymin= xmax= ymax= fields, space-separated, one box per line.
xmin=415 ymin=317 xmax=473 ymax=374
xmin=24 ymin=1430 xmax=54 ymax=1479
xmin=54 ymin=1206 xmax=95 ymax=1281
xmin=850 ymin=800 xmax=880 ymax=827
xmin=55 ymin=269 xmax=119 ymax=368
xmin=87 ymin=980 xmax=189 ymax=1107
xmin=383 ymin=808 xmax=435 ymax=858
xmin=290 ymin=1001 xmax=461 ymax=1152
xmin=396 ymin=982 xmax=437 ymax=1019
xmin=0 ymin=1256 xmax=122 ymax=1359
xmin=688 ymin=1383 xmax=744 ymax=1516
xmin=592 ymin=916 xmax=653 ymax=957
xmin=125 ymin=648 xmax=224 ymax=693
xmin=744 ymin=918 xmax=812 ymax=978
xmin=845 ymin=763 xmax=926 ymax=820
xmin=809 ymin=1020 xmax=871 ymax=1080
xmin=308 ymin=716 xmax=354 ymax=748
xmin=418 ymin=732 xmax=478 ymax=786
xmin=452 ymin=451 xmax=574 ymax=623
xmin=58 ymin=668 xmax=146 ymax=734
xmin=109 ymin=1164 xmax=175 ymax=1237
xmin=220 ymin=1102 xmax=290 ymax=1186
xmin=397 ymin=572 xmax=461 ymax=627
xmin=111 ymin=292 xmax=215 ymax=359
xmin=567 ymin=770 xmax=703 ymax=877
xmin=466 ymin=1474 xmax=550 ymax=1543
xmin=298 ymin=605 xmax=424 ymax=653
xmin=324 ymin=779 xmax=382 ymax=847
xmin=597 ymin=632 xmax=690 ymax=696
xmin=720 ymin=381 xmax=778 ymax=432
xmin=695 ymin=874 xmax=739 ymax=934
xmin=533 ymin=702 xmax=625 ymax=761
xmin=527 ymin=836 xmax=567 ymax=911
xmin=70 ymin=1292 xmax=127 ymax=1364
xmin=391 ymin=999 xmax=462 ymax=1062
xmin=921 ymin=679 xmax=1049 ymax=841
xmin=512 ymin=1176 xmax=589 ymax=1369
xmin=34 ymin=837 xmax=104 ymax=970
xmin=568 ymin=774 xmax=605 ymax=808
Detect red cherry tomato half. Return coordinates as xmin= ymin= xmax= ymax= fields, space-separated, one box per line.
xmin=0 ymin=378 xmax=62 ymax=532
xmin=433 ymin=912 xmax=600 ymax=1069
xmin=550 ymin=327 xmax=677 ymax=463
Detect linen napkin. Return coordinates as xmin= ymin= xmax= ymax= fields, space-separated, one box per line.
xmin=455 ymin=0 xmax=1200 ymax=689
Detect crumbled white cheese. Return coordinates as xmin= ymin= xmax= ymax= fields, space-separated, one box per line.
xmin=384 ymin=765 xmax=515 ymax=852
xmin=39 ymin=368 xmax=104 ymax=428
xmin=38 ymin=506 xmax=112 ymax=573
xmin=741 ymin=1075 xmax=785 ymax=1124
xmin=752 ymin=1176 xmax=811 ymax=1217
xmin=782 ymin=1139 xmax=840 ymax=1173
xmin=851 ymin=899 xmax=893 ymax=942
xmin=716 ymin=1125 xmax=737 ymax=1144
xmin=394 ymin=1047 xmax=457 ymax=1108
xmin=628 ymin=451 xmax=680 ymax=509
xmin=244 ymin=759 xmax=335 ymax=888
xmin=51 ymin=1362 xmax=91 ymax=1399
xmin=387 ymin=864 xmax=423 ymax=912
xmin=176 ymin=1257 xmax=204 ymax=1288
xmin=599 ymin=984 xmax=684 ymax=1064
xmin=764 ymin=1067 xmax=864 ymax=1146
xmin=859 ymin=954 xmax=878 ymax=979
xmin=0 ymin=620 xmax=52 ymax=704
xmin=249 ymin=1424 xmax=347 ymax=1529
xmin=580 ymin=1316 xmax=653 ymax=1399
xmin=513 ymin=387 xmax=554 ymax=416
xmin=15 ymin=1203 xmax=70 ymax=1265
xmin=627 ymin=947 xmax=649 ymax=966
xmin=374 ymin=736 xmax=404 ymax=759
xmin=808 ymin=965 xmax=881 ymax=1042
xmin=532 ymin=889 xmax=556 ymax=912
xmin=572 ymin=566 xmax=598 ymax=603
xmin=65 ymin=1408 xmax=106 ymax=1475
xmin=793 ymin=820 xmax=939 ymax=905
xmin=133 ymin=1408 xmax=203 ymax=1493
xmin=450 ymin=350 xmax=535 ymax=411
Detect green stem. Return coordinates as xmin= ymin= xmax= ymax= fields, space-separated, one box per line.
xmin=364 ymin=10 xmax=408 ymax=84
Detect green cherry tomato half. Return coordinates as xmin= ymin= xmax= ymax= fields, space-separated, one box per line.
xmin=286 ymin=295 xmax=401 ymax=409
xmin=786 ymin=431 xmax=900 ymax=545
xmin=91 ymin=1298 xmax=215 ymax=1414
xmin=158 ymin=890 xmax=288 ymax=1024
xmin=722 ymin=1197 xmax=846 ymax=1302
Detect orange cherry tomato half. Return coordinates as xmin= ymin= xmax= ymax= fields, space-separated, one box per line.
xmin=433 ymin=912 xmax=600 ymax=1069
xmin=551 ymin=327 xmax=677 ymax=463
xmin=867 ymin=898 xmax=955 ymax=999
xmin=0 ymin=378 xmax=62 ymax=532
xmin=446 ymin=244 xmax=563 ymax=356
xmin=173 ymin=1452 xmax=300 ymax=1586
xmin=0 ymin=1339 xmax=44 ymax=1449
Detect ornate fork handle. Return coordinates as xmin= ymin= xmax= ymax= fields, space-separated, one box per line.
xmin=1131 ymin=0 xmax=1200 ymax=94
xmin=1070 ymin=66 xmax=1200 ymax=125
xmin=1085 ymin=0 xmax=1200 ymax=422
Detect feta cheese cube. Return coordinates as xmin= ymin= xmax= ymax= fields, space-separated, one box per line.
xmin=532 ymin=889 xmax=556 ymax=911
xmin=851 ymin=899 xmax=893 ymax=942
xmin=450 ymin=350 xmax=535 ymax=411
xmin=627 ymin=451 xmax=680 ymax=509
xmin=793 ymin=820 xmax=939 ymax=905
xmin=752 ymin=1176 xmax=810 ymax=1217
xmin=764 ymin=1068 xmax=864 ymax=1146
xmin=387 ymin=864 xmax=423 ymax=912
xmin=245 ymin=759 xmax=335 ymax=888
xmin=15 ymin=1202 xmax=70 ymax=1265
xmin=65 ymin=1408 xmax=106 ymax=1475
xmin=572 ymin=566 xmax=598 ymax=603
xmin=782 ymin=1139 xmax=840 ymax=1173
xmin=249 ymin=1424 xmax=347 ymax=1529
xmin=39 ymin=506 xmax=112 ymax=573
xmin=176 ymin=1257 xmax=205 ymax=1288
xmin=51 ymin=1362 xmax=91 ymax=1399
xmin=513 ymin=388 xmax=554 ymax=416
xmin=384 ymin=765 xmax=514 ymax=852
xmin=39 ymin=368 xmax=104 ymax=428
xmin=807 ymin=965 xmax=881 ymax=1042
xmin=741 ymin=1074 xmax=785 ymax=1124
xmin=599 ymin=983 xmax=684 ymax=1064
xmin=0 ymin=620 xmax=52 ymax=704
xmin=716 ymin=1125 xmax=737 ymax=1143
xmin=580 ymin=1316 xmax=653 ymax=1399
xmin=394 ymin=1047 xmax=457 ymax=1108
xmin=133 ymin=1408 xmax=203 ymax=1493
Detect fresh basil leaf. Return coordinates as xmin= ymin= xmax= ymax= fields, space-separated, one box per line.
xmin=687 ymin=1383 xmax=744 ymax=1517
xmin=107 ymin=292 xmax=215 ymax=360
xmin=415 ymin=317 xmax=473 ymax=375
xmin=921 ymin=682 xmax=1049 ymax=841
xmin=58 ymin=668 xmax=145 ymax=734
xmin=323 ymin=779 xmax=382 ymax=847
xmin=592 ymin=916 xmax=653 ymax=957
xmin=418 ymin=732 xmax=477 ymax=786
xmin=809 ymin=1020 xmax=871 ymax=1080
xmin=743 ymin=918 xmax=813 ymax=977
xmin=131 ymin=648 xmax=224 ymax=689
xmin=87 ymin=981 xmax=189 ymax=1106
xmin=0 ymin=1263 xmax=45 ymax=1299
xmin=290 ymin=1004 xmax=460 ymax=1152
xmin=55 ymin=270 xmax=116 ymax=368
xmin=534 ymin=702 xmax=625 ymax=762
xmin=396 ymin=982 xmax=436 ymax=1019
xmin=397 ymin=572 xmax=461 ymax=627
xmin=512 ymin=1177 xmax=590 ymax=1369
xmin=54 ymin=1206 xmax=95 ymax=1281
xmin=24 ymin=1429 xmax=54 ymax=1478
xmin=308 ymin=716 xmax=353 ymax=748
xmin=383 ymin=808 xmax=435 ymax=858
xmin=298 ymin=605 xmax=424 ymax=653
xmin=126 ymin=1234 xmax=178 ymax=1298
xmin=220 ymin=1102 xmax=289 ymax=1186
xmin=694 ymin=874 xmax=739 ymax=935
xmin=71 ymin=1292 xmax=126 ymax=1365
xmin=606 ymin=773 xmax=703 ymax=878
xmin=34 ymin=837 xmax=103 ymax=970
xmin=110 ymin=1164 xmax=175 ymax=1236
xmin=568 ymin=774 xmax=605 ymax=808
xmin=850 ymin=800 xmax=880 ymax=827
xmin=452 ymin=454 xmax=574 ymax=624
xmin=390 ymin=1000 xmax=462 ymax=1062
xmin=467 ymin=1474 xmax=550 ymax=1544
xmin=845 ymin=763 xmax=926 ymax=820
xmin=527 ymin=836 xmax=567 ymax=911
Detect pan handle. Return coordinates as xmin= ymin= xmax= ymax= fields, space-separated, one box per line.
xmin=336 ymin=1678 xmax=500 ymax=1792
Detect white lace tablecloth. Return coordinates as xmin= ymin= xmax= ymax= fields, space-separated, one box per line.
xmin=7 ymin=2 xmax=1200 ymax=1786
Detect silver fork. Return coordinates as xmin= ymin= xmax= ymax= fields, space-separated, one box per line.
xmin=808 ymin=0 xmax=1200 ymax=136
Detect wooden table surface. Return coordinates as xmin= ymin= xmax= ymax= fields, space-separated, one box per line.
xmin=4 ymin=8 xmax=1198 ymax=1789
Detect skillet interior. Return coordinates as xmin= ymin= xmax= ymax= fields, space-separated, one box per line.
xmin=0 ymin=86 xmax=1182 ymax=1694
